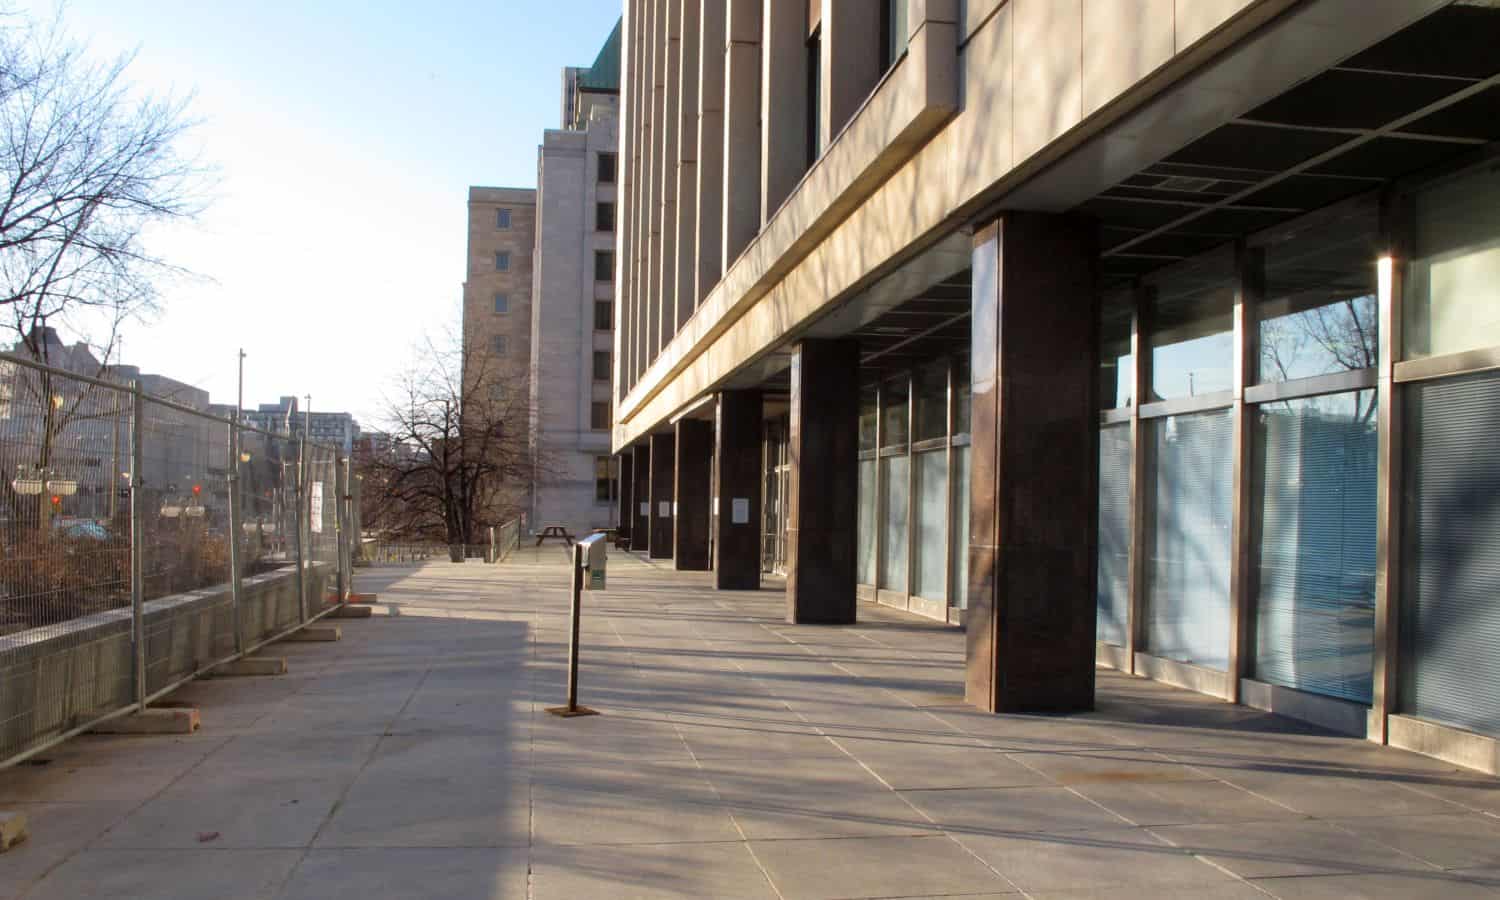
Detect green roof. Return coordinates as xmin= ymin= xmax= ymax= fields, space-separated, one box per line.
xmin=578 ymin=18 xmax=621 ymax=93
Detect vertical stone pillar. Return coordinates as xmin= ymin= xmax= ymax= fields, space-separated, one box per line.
xmin=723 ymin=0 xmax=762 ymax=265
xmin=658 ymin=0 xmax=682 ymax=353
xmin=715 ymin=389 xmax=763 ymax=589
xmin=761 ymin=0 xmax=809 ymax=220
xmin=674 ymin=418 xmax=713 ymax=570
xmin=649 ymin=432 xmax=676 ymax=560
xmin=696 ymin=0 xmax=727 ymax=305
xmin=786 ymin=339 xmax=860 ymax=624
xmin=674 ymin=0 xmax=700 ymax=331
xmin=820 ymin=0 xmax=881 ymax=147
xmin=618 ymin=449 xmax=635 ymax=542
xmin=965 ymin=213 xmax=1098 ymax=714
xmin=647 ymin=0 xmax=667 ymax=368
xmin=632 ymin=443 xmax=652 ymax=552
xmin=620 ymin=1 xmax=640 ymax=393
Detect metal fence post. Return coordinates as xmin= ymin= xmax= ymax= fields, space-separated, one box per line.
xmin=227 ymin=421 xmax=245 ymax=654
xmin=294 ymin=436 xmax=308 ymax=622
xmin=334 ymin=454 xmax=348 ymax=603
xmin=129 ymin=382 xmax=147 ymax=713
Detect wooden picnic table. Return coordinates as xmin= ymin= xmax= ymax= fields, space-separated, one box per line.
xmin=535 ymin=524 xmax=575 ymax=546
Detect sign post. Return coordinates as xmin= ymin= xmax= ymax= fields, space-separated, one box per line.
xmin=547 ymin=534 xmax=607 ymax=718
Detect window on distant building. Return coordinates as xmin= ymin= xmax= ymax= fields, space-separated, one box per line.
xmin=593 ymin=351 xmax=611 ymax=382
xmin=595 ymin=456 xmax=619 ymax=503
xmin=496 ymin=208 xmax=512 ymax=229
xmin=806 ymin=26 xmax=821 ymax=167
xmin=590 ymin=401 xmax=610 ymax=431
xmin=597 ymin=201 xmax=615 ymax=233
xmin=594 ymin=300 xmax=613 ymax=331
xmin=598 ymin=152 xmax=617 ymax=184
xmin=495 ymin=251 xmax=510 ymax=272
xmin=594 ymin=250 xmax=614 ymax=283
xmin=491 ymin=334 xmax=509 ymax=355
xmin=493 ymin=293 xmax=509 ymax=314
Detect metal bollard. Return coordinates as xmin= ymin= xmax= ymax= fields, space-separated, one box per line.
xmin=547 ymin=539 xmax=603 ymax=718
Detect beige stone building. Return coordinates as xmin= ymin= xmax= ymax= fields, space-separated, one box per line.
xmin=462 ymin=186 xmax=537 ymax=390
xmin=611 ymin=0 xmax=1500 ymax=777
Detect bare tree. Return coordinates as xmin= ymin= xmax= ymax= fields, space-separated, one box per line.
xmin=1 ymin=9 xmax=202 ymax=364
xmin=357 ymin=331 xmax=545 ymax=560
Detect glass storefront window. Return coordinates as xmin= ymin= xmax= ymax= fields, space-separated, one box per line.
xmin=1101 ymin=297 xmax=1135 ymax=409
xmin=1253 ymin=391 xmax=1377 ymax=704
xmin=881 ymin=376 xmax=909 ymax=448
xmin=859 ymin=384 xmax=878 ymax=452
xmin=912 ymin=450 xmax=947 ymax=601
xmin=1402 ymin=369 xmax=1500 ymax=738
xmin=1098 ymin=424 xmax=1132 ymax=646
xmin=857 ymin=458 xmax=877 ymax=585
xmin=953 ymin=355 xmax=971 ymax=437
xmin=1405 ymin=164 xmax=1500 ymax=360
xmin=912 ymin=360 xmax=948 ymax=443
xmin=879 ymin=455 xmax=909 ymax=590
xmin=950 ymin=445 xmax=970 ymax=610
xmin=1148 ymin=259 xmax=1234 ymax=401
xmin=1258 ymin=208 xmax=1378 ymax=383
xmin=1145 ymin=409 xmax=1234 ymax=670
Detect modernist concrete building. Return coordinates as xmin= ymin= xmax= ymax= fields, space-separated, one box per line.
xmin=611 ymin=0 xmax=1500 ymax=775
xmin=528 ymin=23 xmax=624 ymax=534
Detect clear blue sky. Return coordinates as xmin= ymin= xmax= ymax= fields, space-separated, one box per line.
xmin=18 ymin=0 xmax=623 ymax=425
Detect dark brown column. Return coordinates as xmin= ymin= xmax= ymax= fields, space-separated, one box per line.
xmin=714 ymin=389 xmax=762 ymax=589
xmin=786 ymin=339 xmax=860 ymax=624
xmin=674 ymin=418 xmax=713 ymax=570
xmin=617 ymin=449 xmax=634 ymax=541
xmin=965 ymin=212 xmax=1098 ymax=714
xmin=648 ymin=432 xmax=675 ymax=560
xmin=632 ymin=443 xmax=651 ymax=552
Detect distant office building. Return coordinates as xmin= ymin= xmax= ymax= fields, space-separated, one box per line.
xmin=233 ymin=396 xmax=359 ymax=453
xmin=462 ymin=186 xmax=538 ymax=395
xmin=528 ymin=20 xmax=621 ymax=534
xmin=1 ymin=328 xmax=217 ymax=519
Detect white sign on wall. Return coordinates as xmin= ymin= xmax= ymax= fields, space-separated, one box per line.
xmin=310 ymin=482 xmax=324 ymax=534
xmin=659 ymin=501 xmax=671 ymax=518
xmin=731 ymin=498 xmax=750 ymax=525
xmin=639 ymin=502 xmax=649 ymax=516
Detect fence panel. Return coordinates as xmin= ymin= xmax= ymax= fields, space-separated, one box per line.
xmin=0 ymin=353 xmax=350 ymax=768
xmin=0 ymin=366 xmax=135 ymax=764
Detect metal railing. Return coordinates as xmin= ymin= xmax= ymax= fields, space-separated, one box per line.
xmin=0 ymin=352 xmax=359 ymax=769
xmin=496 ymin=518 xmax=521 ymax=562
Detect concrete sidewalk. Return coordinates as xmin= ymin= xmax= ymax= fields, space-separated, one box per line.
xmin=2 ymin=548 xmax=1499 ymax=899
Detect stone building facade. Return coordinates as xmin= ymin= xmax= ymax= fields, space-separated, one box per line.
xmin=527 ymin=23 xmax=622 ymax=535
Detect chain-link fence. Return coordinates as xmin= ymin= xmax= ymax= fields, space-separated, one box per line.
xmin=0 ymin=352 xmax=360 ymax=768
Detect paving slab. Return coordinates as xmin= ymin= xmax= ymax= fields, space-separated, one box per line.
xmin=278 ymin=847 xmax=529 ymax=900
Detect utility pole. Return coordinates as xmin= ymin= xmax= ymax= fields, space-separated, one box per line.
xmin=236 ymin=349 xmax=246 ymax=419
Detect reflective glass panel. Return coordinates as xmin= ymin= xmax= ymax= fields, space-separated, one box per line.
xmin=950 ymin=445 xmax=970 ymax=610
xmin=881 ymin=377 xmax=909 ymax=448
xmin=1101 ymin=295 xmax=1135 ymax=409
xmin=1253 ymin=391 xmax=1376 ymax=703
xmin=953 ymin=355 xmax=971 ymax=436
xmin=1258 ymin=207 xmax=1378 ymax=382
xmin=1145 ymin=409 xmax=1234 ymax=670
xmin=1148 ymin=259 xmax=1234 ymax=401
xmin=879 ymin=455 xmax=909 ymax=590
xmin=913 ymin=450 xmax=947 ymax=601
xmin=858 ymin=384 xmax=878 ymax=452
xmin=857 ymin=458 xmax=877 ymax=585
xmin=1405 ymin=164 xmax=1500 ymax=360
xmin=1402 ymin=369 xmax=1500 ymax=737
xmin=913 ymin=360 xmax=948 ymax=442
xmin=1098 ymin=424 xmax=1132 ymax=646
